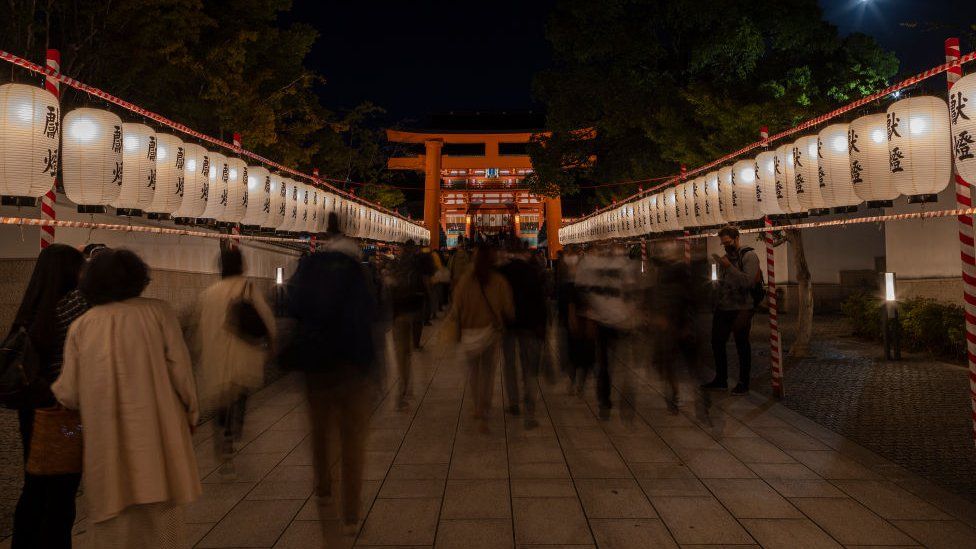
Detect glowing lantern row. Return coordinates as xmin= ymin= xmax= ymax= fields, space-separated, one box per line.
xmin=951 ymin=74 xmax=976 ymax=182
xmin=146 ymin=133 xmax=185 ymax=217
xmin=61 ymin=108 xmax=122 ymax=211
xmin=0 ymin=84 xmax=61 ymax=203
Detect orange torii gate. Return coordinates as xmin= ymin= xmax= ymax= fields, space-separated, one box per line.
xmin=386 ymin=129 xmax=562 ymax=257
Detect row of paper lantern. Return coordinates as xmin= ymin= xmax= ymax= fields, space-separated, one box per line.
xmin=0 ymin=83 xmax=429 ymax=244
xmin=561 ymin=85 xmax=976 ymax=244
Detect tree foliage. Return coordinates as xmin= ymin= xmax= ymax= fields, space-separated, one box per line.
xmin=0 ymin=0 xmax=402 ymax=207
xmin=531 ymin=0 xmax=899 ymax=205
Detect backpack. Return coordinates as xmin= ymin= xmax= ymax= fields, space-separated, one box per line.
xmin=0 ymin=326 xmax=41 ymax=409
xmin=737 ymin=247 xmax=766 ymax=308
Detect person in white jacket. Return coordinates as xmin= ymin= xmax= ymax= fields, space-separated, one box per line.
xmin=53 ymin=249 xmax=201 ymax=549
xmin=194 ymin=247 xmax=276 ymax=478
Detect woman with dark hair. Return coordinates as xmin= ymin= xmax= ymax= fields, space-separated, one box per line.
xmin=10 ymin=244 xmax=87 ymax=549
xmin=194 ymin=247 xmax=275 ymax=479
xmin=445 ymin=244 xmax=514 ymax=433
xmin=52 ymin=249 xmax=201 ymax=548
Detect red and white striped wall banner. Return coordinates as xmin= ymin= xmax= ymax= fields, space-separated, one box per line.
xmin=946 ymin=37 xmax=976 ymax=446
xmin=39 ymin=49 xmax=60 ymax=250
xmin=765 ymin=215 xmax=783 ymax=397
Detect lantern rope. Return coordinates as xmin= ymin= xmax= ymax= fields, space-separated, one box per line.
xmin=610 ymin=207 xmax=976 ymax=244
xmin=0 ymin=50 xmax=423 ymax=229
xmin=572 ymin=50 xmax=976 ymax=224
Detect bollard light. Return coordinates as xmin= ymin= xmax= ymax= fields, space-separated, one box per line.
xmin=276 ymin=267 xmax=284 ymax=285
xmin=884 ymin=272 xmax=896 ymax=302
xmin=711 ymin=262 xmax=719 ymax=281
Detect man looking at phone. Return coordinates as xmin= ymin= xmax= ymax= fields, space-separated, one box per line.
xmin=702 ymin=226 xmax=761 ymax=395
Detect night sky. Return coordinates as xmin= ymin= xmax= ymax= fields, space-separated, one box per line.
xmin=294 ymin=0 xmax=976 ymax=126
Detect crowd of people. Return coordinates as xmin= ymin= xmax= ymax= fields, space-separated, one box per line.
xmin=3 ymin=215 xmax=762 ymax=547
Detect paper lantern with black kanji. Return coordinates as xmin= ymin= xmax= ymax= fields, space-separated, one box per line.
xmin=263 ymin=172 xmax=286 ymax=230
xmin=218 ymin=157 xmax=247 ymax=223
xmin=61 ymin=108 xmax=123 ymax=211
xmin=717 ymin=166 xmax=736 ymax=222
xmin=732 ymin=159 xmax=761 ymax=221
xmin=297 ymin=183 xmax=311 ymax=233
xmin=849 ymin=113 xmax=899 ymax=205
xmin=171 ymin=143 xmax=208 ymax=220
xmin=241 ymin=166 xmax=270 ymax=228
xmin=703 ymin=171 xmax=724 ymax=226
xmin=951 ymin=74 xmax=976 ymax=182
xmin=887 ymin=96 xmax=952 ymax=198
xmin=663 ymin=188 xmax=678 ymax=231
xmin=305 ymin=186 xmax=322 ymax=234
xmin=689 ymin=176 xmax=706 ymax=226
xmin=774 ymin=143 xmax=804 ymax=214
xmin=145 ymin=133 xmax=184 ymax=217
xmin=674 ymin=182 xmax=691 ymax=228
xmin=792 ymin=135 xmax=828 ymax=212
xmin=112 ymin=123 xmax=156 ymax=215
xmin=278 ymin=178 xmax=299 ymax=232
xmin=754 ymin=151 xmax=783 ymax=215
xmin=199 ymin=151 xmax=226 ymax=222
xmin=0 ymin=83 xmax=61 ymax=203
xmin=817 ymin=123 xmax=861 ymax=210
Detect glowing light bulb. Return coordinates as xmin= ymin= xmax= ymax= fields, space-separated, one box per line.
xmin=833 ymin=136 xmax=847 ymax=152
xmin=872 ymin=129 xmax=885 ymax=143
xmin=229 ymin=168 xmax=238 ymax=180
xmin=69 ymin=117 xmax=98 ymax=142
xmin=766 ymin=161 xmax=775 ymax=174
xmin=157 ymin=146 xmax=167 ymax=161
xmin=209 ymin=166 xmax=216 ymax=178
xmin=740 ymin=168 xmax=755 ymax=183
xmin=123 ymin=134 xmax=140 ymax=152
xmin=909 ymin=117 xmax=927 ymax=135
xmin=11 ymin=102 xmax=33 ymax=124
xmin=186 ymin=159 xmax=196 ymax=172
xmin=808 ymin=141 xmax=818 ymax=157
xmin=247 ymin=175 xmax=257 ymax=189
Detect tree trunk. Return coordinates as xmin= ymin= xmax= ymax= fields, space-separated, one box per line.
xmin=785 ymin=228 xmax=813 ymax=357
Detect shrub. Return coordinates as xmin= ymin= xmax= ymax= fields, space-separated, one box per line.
xmin=841 ymin=292 xmax=966 ymax=362
xmin=840 ymin=291 xmax=883 ymax=340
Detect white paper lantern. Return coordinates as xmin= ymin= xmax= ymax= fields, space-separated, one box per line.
xmin=241 ymin=166 xmax=270 ymax=228
xmin=792 ymin=135 xmax=828 ymax=212
xmin=278 ymin=178 xmax=299 ymax=232
xmin=702 ymin=171 xmax=724 ymax=226
xmin=218 ymin=157 xmax=247 ymax=223
xmin=0 ymin=84 xmax=60 ymax=203
xmin=717 ymin=166 xmax=736 ymax=222
xmin=951 ymin=74 xmax=976 ymax=183
xmin=112 ymin=123 xmax=156 ymax=215
xmin=664 ymin=188 xmax=678 ymax=231
xmin=732 ymin=159 xmax=761 ymax=221
xmin=817 ymin=123 xmax=861 ymax=210
xmin=61 ymin=108 xmax=122 ymax=212
xmin=774 ymin=143 xmax=804 ymax=214
xmin=754 ymin=151 xmax=783 ymax=215
xmin=887 ymin=96 xmax=952 ymax=199
xmin=296 ymin=183 xmax=312 ymax=233
xmin=199 ymin=151 xmax=226 ymax=222
xmin=689 ymin=177 xmax=707 ymax=226
xmin=171 ymin=143 xmax=208 ymax=220
xmin=849 ymin=113 xmax=899 ymax=205
xmin=262 ymin=172 xmax=286 ymax=230
xmin=146 ymin=133 xmax=184 ymax=217
xmin=674 ymin=182 xmax=691 ymax=228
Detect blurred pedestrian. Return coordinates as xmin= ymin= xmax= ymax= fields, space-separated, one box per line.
xmin=53 ymin=249 xmax=201 ymax=548
xmin=449 ymin=237 xmax=473 ymax=288
xmin=446 ymin=244 xmax=514 ymax=433
xmin=702 ymin=226 xmax=761 ymax=395
xmin=281 ymin=246 xmax=378 ymax=536
xmin=194 ymin=248 xmax=275 ymax=479
xmin=498 ymin=245 xmax=548 ymax=428
xmin=386 ymin=240 xmax=431 ymax=408
xmin=8 ymin=244 xmax=86 ymax=549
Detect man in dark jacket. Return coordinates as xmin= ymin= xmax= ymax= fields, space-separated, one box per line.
xmin=498 ymin=245 xmax=548 ymax=427
xmin=282 ymin=249 xmax=377 ymax=535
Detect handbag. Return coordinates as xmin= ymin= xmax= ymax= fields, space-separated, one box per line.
xmin=226 ymin=281 xmax=270 ymax=346
xmin=26 ymin=406 xmax=83 ymax=475
xmin=0 ymin=326 xmax=40 ymax=410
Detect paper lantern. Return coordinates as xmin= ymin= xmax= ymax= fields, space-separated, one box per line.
xmin=887 ymin=96 xmax=952 ymax=200
xmin=664 ymin=188 xmax=678 ymax=231
xmin=218 ymin=157 xmax=247 ymax=224
xmin=199 ymin=151 xmax=226 ymax=223
xmin=717 ymin=166 xmax=736 ymax=222
xmin=262 ymin=172 xmax=286 ymax=230
xmin=308 ymin=187 xmax=324 ymax=234
xmin=702 ymin=171 xmax=724 ymax=226
xmin=792 ymin=135 xmax=828 ymax=213
xmin=732 ymin=159 xmax=761 ymax=221
xmin=145 ymin=133 xmax=184 ymax=218
xmin=637 ymin=196 xmax=652 ymax=234
xmin=171 ymin=143 xmax=208 ymax=221
xmin=849 ymin=113 xmax=899 ymax=206
xmin=774 ymin=144 xmax=804 ymax=214
xmin=0 ymin=83 xmax=60 ymax=204
xmin=61 ymin=108 xmax=122 ymax=212
xmin=689 ymin=177 xmax=707 ymax=226
xmin=240 ymin=166 xmax=270 ymax=228
xmin=112 ymin=123 xmax=156 ymax=215
xmin=754 ymin=151 xmax=783 ymax=215
xmin=951 ymin=74 xmax=976 ymax=183
xmin=278 ymin=178 xmax=299 ymax=232
xmin=674 ymin=182 xmax=691 ymax=228
xmin=817 ymin=123 xmax=861 ymax=211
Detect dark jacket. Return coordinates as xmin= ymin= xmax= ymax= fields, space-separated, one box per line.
xmin=499 ymin=258 xmax=548 ymax=334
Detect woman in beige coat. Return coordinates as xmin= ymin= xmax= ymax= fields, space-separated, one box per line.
xmin=53 ymin=249 xmax=201 ymax=549
xmin=194 ymin=248 xmax=275 ymax=476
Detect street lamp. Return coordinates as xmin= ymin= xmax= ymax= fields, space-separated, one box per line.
xmin=881 ymin=271 xmax=901 ymax=360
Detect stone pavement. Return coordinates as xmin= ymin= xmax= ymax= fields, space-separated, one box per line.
xmin=4 ymin=320 xmax=976 ymax=548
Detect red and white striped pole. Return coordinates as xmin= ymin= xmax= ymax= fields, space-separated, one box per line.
xmin=39 ymin=49 xmax=60 ymax=250
xmin=946 ymin=38 xmax=976 ymax=446
xmin=228 ymin=132 xmax=242 ymax=249
xmin=760 ymin=125 xmax=783 ymax=397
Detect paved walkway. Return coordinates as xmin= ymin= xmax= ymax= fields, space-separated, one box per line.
xmin=4 ymin=320 xmax=976 ymax=548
